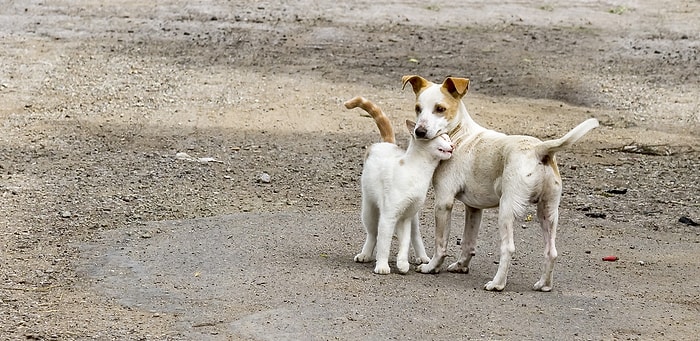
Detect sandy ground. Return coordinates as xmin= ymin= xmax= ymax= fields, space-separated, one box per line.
xmin=1 ymin=0 xmax=699 ymax=340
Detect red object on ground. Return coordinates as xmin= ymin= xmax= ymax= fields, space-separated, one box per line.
xmin=602 ymin=255 xmax=619 ymax=261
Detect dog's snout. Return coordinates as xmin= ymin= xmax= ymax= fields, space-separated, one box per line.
xmin=415 ymin=126 xmax=428 ymax=138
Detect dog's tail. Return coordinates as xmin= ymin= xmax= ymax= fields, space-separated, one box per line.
xmin=536 ymin=118 xmax=599 ymax=156
xmin=344 ymin=96 xmax=395 ymax=144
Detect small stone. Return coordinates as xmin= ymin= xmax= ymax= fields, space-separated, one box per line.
xmin=60 ymin=211 xmax=71 ymax=218
xmin=605 ymin=188 xmax=627 ymax=195
xmin=679 ymin=216 xmax=699 ymax=226
xmin=585 ymin=212 xmax=606 ymax=219
xmin=259 ymin=172 xmax=271 ymax=183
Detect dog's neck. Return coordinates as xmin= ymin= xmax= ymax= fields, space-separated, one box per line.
xmin=448 ymin=103 xmax=484 ymax=145
xmin=405 ymin=139 xmax=443 ymax=168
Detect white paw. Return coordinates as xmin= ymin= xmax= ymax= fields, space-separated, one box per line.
xmin=416 ymin=263 xmax=440 ymax=274
xmin=374 ymin=264 xmax=391 ymax=275
xmin=447 ymin=262 xmax=470 ymax=273
xmin=533 ymin=280 xmax=553 ymax=292
xmin=484 ymin=281 xmax=505 ymax=291
xmin=415 ymin=256 xmax=430 ymax=264
xmin=354 ymin=253 xmax=373 ymax=263
xmin=397 ymin=261 xmax=410 ymax=274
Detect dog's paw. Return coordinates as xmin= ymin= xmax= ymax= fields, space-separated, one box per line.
xmin=414 ymin=255 xmax=430 ymax=264
xmin=396 ymin=261 xmax=410 ymax=274
xmin=484 ymin=281 xmax=506 ymax=291
xmin=416 ymin=263 xmax=440 ymax=274
xmin=447 ymin=262 xmax=470 ymax=273
xmin=374 ymin=264 xmax=391 ymax=275
xmin=354 ymin=253 xmax=373 ymax=263
xmin=533 ymin=280 xmax=553 ymax=292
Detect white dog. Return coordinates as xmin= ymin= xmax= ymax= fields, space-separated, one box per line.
xmin=345 ymin=96 xmax=454 ymax=274
xmin=402 ymin=75 xmax=599 ymax=291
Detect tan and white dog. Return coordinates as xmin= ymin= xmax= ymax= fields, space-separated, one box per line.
xmin=402 ymin=75 xmax=599 ymax=291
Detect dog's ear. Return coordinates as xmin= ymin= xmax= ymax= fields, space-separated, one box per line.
xmin=402 ymin=75 xmax=431 ymax=94
xmin=405 ymin=119 xmax=416 ymax=133
xmin=442 ymin=77 xmax=470 ymax=99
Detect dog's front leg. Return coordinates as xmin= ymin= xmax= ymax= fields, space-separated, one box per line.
xmin=417 ymin=201 xmax=453 ymax=274
xmin=410 ymin=215 xmax=430 ymax=264
xmin=447 ymin=206 xmax=482 ymax=273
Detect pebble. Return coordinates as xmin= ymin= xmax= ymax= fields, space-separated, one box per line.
xmin=60 ymin=211 xmax=72 ymax=218
xmin=259 ymin=172 xmax=271 ymax=183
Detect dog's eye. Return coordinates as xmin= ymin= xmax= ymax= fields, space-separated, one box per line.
xmin=435 ymin=105 xmax=446 ymax=113
xmin=415 ymin=105 xmax=422 ymax=115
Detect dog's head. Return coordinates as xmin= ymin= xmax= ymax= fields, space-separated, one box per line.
xmin=402 ymin=75 xmax=469 ymax=139
xmin=406 ymin=120 xmax=454 ymax=161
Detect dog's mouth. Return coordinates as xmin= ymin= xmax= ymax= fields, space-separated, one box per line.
xmin=435 ymin=133 xmax=454 ymax=156
xmin=438 ymin=143 xmax=454 ymax=155
xmin=438 ymin=147 xmax=454 ymax=155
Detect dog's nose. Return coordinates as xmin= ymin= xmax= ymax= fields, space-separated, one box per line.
xmin=415 ymin=126 xmax=427 ymax=138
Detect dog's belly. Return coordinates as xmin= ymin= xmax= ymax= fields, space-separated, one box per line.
xmin=455 ymin=190 xmax=500 ymax=209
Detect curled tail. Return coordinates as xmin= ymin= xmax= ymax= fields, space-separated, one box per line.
xmin=536 ymin=118 xmax=599 ymax=157
xmin=344 ymin=96 xmax=395 ymax=144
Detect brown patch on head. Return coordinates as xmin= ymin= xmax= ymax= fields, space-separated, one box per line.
xmin=429 ymin=77 xmax=468 ymax=122
xmin=399 ymin=159 xmax=405 ymax=166
xmin=441 ymin=77 xmax=469 ymax=99
xmin=437 ymin=87 xmax=464 ymax=121
xmin=402 ymin=75 xmax=432 ymax=96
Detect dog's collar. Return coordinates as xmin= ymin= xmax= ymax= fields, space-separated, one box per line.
xmin=447 ymin=122 xmax=465 ymax=145
xmin=447 ymin=122 xmax=464 ymax=142
xmin=447 ymin=122 xmax=463 ymax=138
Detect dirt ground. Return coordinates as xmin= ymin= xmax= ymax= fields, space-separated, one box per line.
xmin=1 ymin=0 xmax=699 ymax=340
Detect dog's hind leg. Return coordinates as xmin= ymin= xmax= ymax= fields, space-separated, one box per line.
xmin=533 ymin=196 xmax=560 ymax=292
xmin=355 ymin=202 xmax=378 ymax=263
xmin=373 ymin=215 xmax=397 ymax=274
xmin=395 ymin=218 xmax=413 ymax=274
xmin=410 ymin=215 xmax=430 ymax=264
xmin=447 ymin=206 xmax=482 ymax=273
xmin=485 ymin=201 xmax=517 ymax=291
